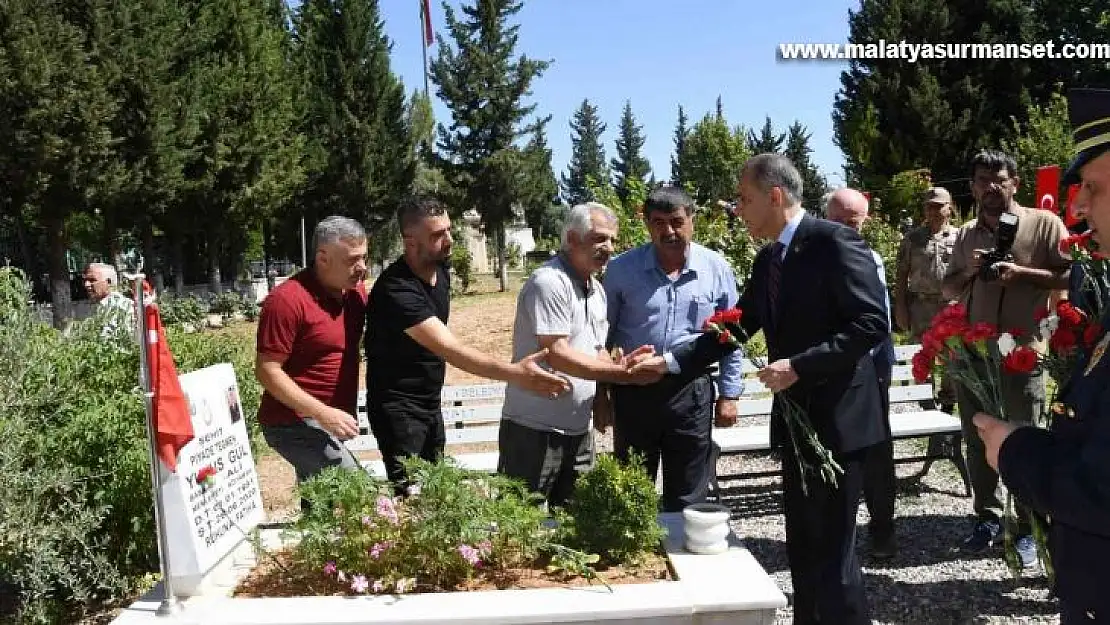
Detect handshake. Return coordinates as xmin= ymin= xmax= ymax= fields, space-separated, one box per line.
xmin=604 ymin=344 xmax=671 ymax=385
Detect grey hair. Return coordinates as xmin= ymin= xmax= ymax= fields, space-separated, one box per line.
xmin=743 ymin=153 xmax=803 ymax=206
xmin=311 ymin=216 xmax=366 ymax=253
xmin=87 ymin=262 xmax=117 ymax=286
xmin=561 ymin=202 xmax=617 ymax=250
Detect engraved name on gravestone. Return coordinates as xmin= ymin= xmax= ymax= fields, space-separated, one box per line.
xmin=160 ymin=363 xmax=264 ymax=596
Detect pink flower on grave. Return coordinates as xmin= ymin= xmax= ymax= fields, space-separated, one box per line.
xmin=458 ymin=544 xmax=482 ymax=567
xmin=371 ymin=579 xmax=385 ymax=593
xmin=369 ymin=541 xmax=392 ymax=559
xmin=361 ymin=515 xmax=374 ymax=527
xmin=375 ymin=496 xmax=399 ymax=525
xmin=323 ymin=561 xmax=337 ymax=576
xmin=477 ymin=539 xmax=493 ymax=556
xmin=350 ymin=575 xmax=369 ymax=594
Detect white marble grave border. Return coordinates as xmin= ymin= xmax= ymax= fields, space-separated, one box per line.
xmin=111 ymin=512 xmax=787 ymax=625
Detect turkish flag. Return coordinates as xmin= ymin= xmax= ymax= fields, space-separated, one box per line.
xmin=1035 ymin=166 xmax=1061 ymax=214
xmin=145 ymin=297 xmax=194 ymax=472
xmin=422 ymin=0 xmax=433 ymax=45
xmin=1064 ymin=184 xmax=1082 ymax=227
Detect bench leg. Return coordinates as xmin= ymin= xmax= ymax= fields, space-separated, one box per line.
xmin=917 ymin=434 xmax=945 ymax=479
xmin=706 ymin=441 xmax=722 ymax=503
xmin=948 ymin=434 xmax=972 ymax=497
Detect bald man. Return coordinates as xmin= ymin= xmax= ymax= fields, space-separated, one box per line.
xmin=825 ymin=188 xmax=898 ymax=559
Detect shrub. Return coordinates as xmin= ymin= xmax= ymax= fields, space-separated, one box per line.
xmin=561 ymin=453 xmax=666 ymax=566
xmin=208 ymin=291 xmax=244 ymax=317
xmin=158 ymin=294 xmax=208 ymax=328
xmin=287 ymin=459 xmax=573 ymax=594
xmin=0 ymin=267 xmax=263 ymax=624
xmin=449 ymin=237 xmax=473 ymax=294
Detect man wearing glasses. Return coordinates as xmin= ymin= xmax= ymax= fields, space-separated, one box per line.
xmin=941 ymin=149 xmax=1071 ymax=567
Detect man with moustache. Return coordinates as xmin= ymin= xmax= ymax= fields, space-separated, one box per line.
xmin=602 ymin=185 xmax=744 ymax=512
xmin=974 ymin=87 xmax=1110 ymax=625
xmin=499 ymin=203 xmax=656 ymax=507
xmin=634 ymin=155 xmax=889 ymax=624
xmin=366 ymin=196 xmax=569 ymax=492
xmin=895 ymin=187 xmax=960 ymax=412
xmin=941 ymin=149 xmax=1071 ymax=565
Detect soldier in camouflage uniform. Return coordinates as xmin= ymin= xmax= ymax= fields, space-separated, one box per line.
xmin=895 ymin=186 xmax=959 ymax=409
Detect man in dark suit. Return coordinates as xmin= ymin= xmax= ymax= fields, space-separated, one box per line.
xmin=634 ymin=153 xmax=889 ymax=624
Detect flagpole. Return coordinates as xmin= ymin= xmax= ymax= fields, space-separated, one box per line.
xmin=420 ymin=0 xmax=430 ymax=98
xmin=132 ymin=274 xmax=183 ymax=616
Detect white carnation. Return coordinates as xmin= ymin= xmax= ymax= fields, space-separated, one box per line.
xmin=997 ymin=332 xmax=1017 ymax=357
xmin=1039 ymin=315 xmax=1059 ymax=342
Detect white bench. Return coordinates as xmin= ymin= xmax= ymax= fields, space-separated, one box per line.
xmin=708 ymin=344 xmax=971 ymax=498
xmin=348 ymin=344 xmax=970 ymax=497
xmin=349 ymin=384 xmax=506 ymax=477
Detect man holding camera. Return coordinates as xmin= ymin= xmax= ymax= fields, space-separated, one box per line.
xmin=942 ymin=149 xmax=1071 ymax=566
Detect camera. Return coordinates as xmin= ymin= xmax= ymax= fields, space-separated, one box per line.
xmin=978 ymin=212 xmax=1019 ymax=282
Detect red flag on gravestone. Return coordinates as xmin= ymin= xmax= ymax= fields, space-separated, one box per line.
xmin=143 ymin=289 xmax=194 ymax=472
xmin=421 ymin=0 xmax=433 ymax=45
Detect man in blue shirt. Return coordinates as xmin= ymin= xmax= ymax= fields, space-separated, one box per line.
xmin=601 ymin=185 xmax=744 ymax=512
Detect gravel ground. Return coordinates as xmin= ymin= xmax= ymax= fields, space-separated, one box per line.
xmin=594 ymin=403 xmax=1059 ymax=625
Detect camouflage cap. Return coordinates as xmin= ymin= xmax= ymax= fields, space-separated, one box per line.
xmin=922 ymin=187 xmax=952 ymax=205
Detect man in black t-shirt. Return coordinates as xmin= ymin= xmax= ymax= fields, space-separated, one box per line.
xmin=366 ymin=197 xmax=570 ymax=491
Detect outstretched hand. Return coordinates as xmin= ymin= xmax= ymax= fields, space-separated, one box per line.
xmin=515 ymin=348 xmax=572 ymax=398
xmin=757 ymin=359 xmax=798 ymax=393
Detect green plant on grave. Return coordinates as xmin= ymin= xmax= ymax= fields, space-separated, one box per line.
xmin=560 ymin=453 xmax=666 ymax=567
xmin=208 ymin=291 xmax=244 ymax=317
xmin=286 ymin=459 xmax=600 ymax=595
xmin=158 ymin=294 xmax=208 ymax=328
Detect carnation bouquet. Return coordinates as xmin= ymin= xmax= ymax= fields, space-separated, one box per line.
xmin=1060 ymin=230 xmax=1110 ymax=320
xmin=911 ymin=303 xmax=1063 ymax=580
xmin=703 ymin=308 xmax=843 ymax=495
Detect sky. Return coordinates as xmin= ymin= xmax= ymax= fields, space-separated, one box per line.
xmin=376 ymin=0 xmax=860 ymax=189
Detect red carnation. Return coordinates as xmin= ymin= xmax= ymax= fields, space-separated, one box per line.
xmin=718 ymin=329 xmax=732 ymax=344
xmin=1084 ymin=323 xmax=1103 ymax=346
xmin=196 ymin=465 xmax=217 ymax=485
xmin=1056 ymin=301 xmax=1084 ymax=328
xmin=964 ymin=321 xmax=998 ymax=344
xmin=1033 ymin=306 xmax=1049 ymax=323
xmin=911 ymin=349 xmax=934 ymax=382
xmin=1002 ymin=346 xmax=1038 ymax=374
xmin=1094 ymin=252 xmax=1109 ymax=261
xmin=1050 ymin=328 xmax=1078 ymax=353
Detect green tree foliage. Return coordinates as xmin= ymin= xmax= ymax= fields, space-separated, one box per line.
xmin=1001 ymin=89 xmax=1074 ymax=209
xmin=783 ymin=121 xmax=829 ymax=213
xmin=430 ymin=0 xmax=550 ymax=291
xmin=561 ymin=98 xmax=608 ymax=207
xmin=670 ymin=105 xmax=690 ymax=187
xmin=292 ymin=0 xmax=412 ymax=234
xmin=587 ymin=176 xmax=647 ymax=252
xmin=746 ymin=115 xmax=785 ymax=155
xmin=520 ymin=121 xmax=563 ymax=240
xmin=683 ymin=110 xmax=750 ymax=205
xmin=610 ymin=100 xmax=651 ymax=210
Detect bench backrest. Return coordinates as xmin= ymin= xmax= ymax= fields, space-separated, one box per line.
xmin=350 ymin=342 xmax=932 ymax=447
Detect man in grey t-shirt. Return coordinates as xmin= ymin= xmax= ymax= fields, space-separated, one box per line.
xmin=500 ymin=202 xmax=656 ymax=506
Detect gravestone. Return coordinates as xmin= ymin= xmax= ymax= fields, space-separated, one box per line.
xmin=160 ymin=363 xmax=264 ymax=596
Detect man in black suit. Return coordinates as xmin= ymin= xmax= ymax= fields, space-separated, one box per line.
xmin=634 ymin=154 xmax=889 ymax=624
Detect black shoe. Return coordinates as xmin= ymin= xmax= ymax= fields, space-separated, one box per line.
xmin=871 ymin=533 xmax=897 ymax=560
xmin=958 ymin=520 xmax=1001 ymax=553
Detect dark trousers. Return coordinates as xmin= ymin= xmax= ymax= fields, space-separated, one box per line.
xmin=784 ymin=446 xmax=871 ymax=625
xmin=262 ymin=421 xmax=360 ymax=510
xmin=368 ymin=406 xmax=446 ymax=492
xmin=862 ymin=361 xmax=896 ymax=541
xmin=611 ymin=374 xmax=714 ymax=512
xmin=496 ymin=418 xmax=594 ymax=507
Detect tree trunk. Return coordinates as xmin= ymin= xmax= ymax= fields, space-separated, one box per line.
xmin=141 ymin=218 xmax=164 ymax=293
xmin=45 ymin=215 xmax=73 ymax=329
xmin=496 ymin=223 xmax=508 ymax=292
xmin=262 ymin=219 xmax=274 ymax=291
xmin=13 ymin=211 xmax=37 ymax=283
xmin=102 ymin=206 xmax=120 ymax=266
xmin=207 ymin=228 xmax=222 ymax=294
xmin=172 ymin=231 xmax=185 ymax=296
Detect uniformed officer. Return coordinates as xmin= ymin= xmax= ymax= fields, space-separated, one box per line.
xmin=894 ymin=186 xmax=959 ymax=410
xmin=975 ymin=87 xmax=1110 ymax=624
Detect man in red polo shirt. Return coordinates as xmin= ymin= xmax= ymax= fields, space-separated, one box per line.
xmin=255 ymin=216 xmax=368 ymax=487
